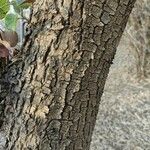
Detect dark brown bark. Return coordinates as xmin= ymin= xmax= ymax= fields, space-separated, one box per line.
xmin=0 ymin=0 xmax=136 ymax=149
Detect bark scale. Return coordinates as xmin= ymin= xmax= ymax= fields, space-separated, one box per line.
xmin=0 ymin=0 xmax=136 ymax=149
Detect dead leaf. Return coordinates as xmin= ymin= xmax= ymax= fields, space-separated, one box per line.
xmin=0 ymin=39 xmax=12 ymax=60
xmin=0 ymin=43 xmax=9 ymax=59
xmin=0 ymin=31 xmax=18 ymax=47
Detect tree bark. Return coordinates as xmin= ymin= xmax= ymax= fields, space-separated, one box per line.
xmin=0 ymin=0 xmax=136 ymax=149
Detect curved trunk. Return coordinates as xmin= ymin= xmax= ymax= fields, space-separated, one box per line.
xmin=0 ymin=0 xmax=136 ymax=149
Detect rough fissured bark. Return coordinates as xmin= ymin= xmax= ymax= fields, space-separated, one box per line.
xmin=0 ymin=0 xmax=136 ymax=149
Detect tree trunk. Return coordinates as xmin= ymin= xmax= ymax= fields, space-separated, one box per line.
xmin=0 ymin=0 xmax=136 ymax=149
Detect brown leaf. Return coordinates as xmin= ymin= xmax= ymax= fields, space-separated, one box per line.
xmin=0 ymin=43 xmax=9 ymax=59
xmin=0 ymin=39 xmax=12 ymax=60
xmin=0 ymin=31 xmax=18 ymax=47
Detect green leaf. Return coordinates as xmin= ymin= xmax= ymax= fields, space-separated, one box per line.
xmin=12 ymin=0 xmax=33 ymax=11
xmin=11 ymin=0 xmax=21 ymax=14
xmin=0 ymin=0 xmax=10 ymax=19
xmin=19 ymin=2 xmax=31 ymax=9
xmin=16 ymin=0 xmax=24 ymax=5
xmin=17 ymin=0 xmax=35 ymax=5
xmin=4 ymin=13 xmax=18 ymax=31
